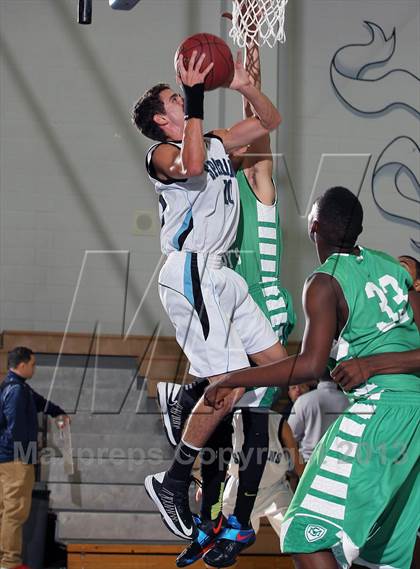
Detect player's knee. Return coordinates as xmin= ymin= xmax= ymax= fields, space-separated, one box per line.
xmin=220 ymin=387 xmax=244 ymax=414
xmin=231 ymin=387 xmax=245 ymax=406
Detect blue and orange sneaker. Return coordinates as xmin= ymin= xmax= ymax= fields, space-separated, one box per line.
xmin=176 ymin=514 xmax=224 ymax=567
xmin=203 ymin=514 xmax=256 ymax=568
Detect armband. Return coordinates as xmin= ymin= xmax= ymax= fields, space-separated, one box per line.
xmin=182 ymin=83 xmax=205 ymax=120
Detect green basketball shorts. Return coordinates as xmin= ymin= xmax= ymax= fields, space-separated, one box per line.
xmin=239 ymin=282 xmax=296 ymax=409
xmin=281 ymin=392 xmax=420 ymax=569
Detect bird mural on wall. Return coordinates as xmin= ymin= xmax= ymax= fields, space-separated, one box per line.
xmin=330 ymin=21 xmax=419 ymax=251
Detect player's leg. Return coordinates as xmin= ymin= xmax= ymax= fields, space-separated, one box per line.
xmin=204 ymin=273 xmax=288 ymax=565
xmin=293 ymin=552 xmax=340 ymax=569
xmin=233 ymin=410 xmax=270 ymax=525
xmin=356 ymin=455 xmax=419 ymax=569
xmin=249 ymin=339 xmax=288 ymax=364
xmin=264 ymin=481 xmax=294 ymax=539
xmin=156 ymin=284 xmax=293 ymax=448
xmin=176 ymin=415 xmax=234 ymax=567
xmin=199 ymin=416 xmax=233 ymax=524
xmin=157 ymin=378 xmax=209 ymax=448
xmin=146 ymin=376 xmax=243 ymax=540
xmin=146 ymin=255 xmax=249 ymax=540
xmin=226 ymin=273 xmax=288 ymax=409
xmin=156 ymin=275 xmax=291 ymax=448
xmin=204 ymin=409 xmax=268 ymax=566
xmin=281 ymin=395 xmax=420 ymax=569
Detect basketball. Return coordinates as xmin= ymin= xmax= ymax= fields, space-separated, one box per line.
xmin=174 ymin=33 xmax=235 ymax=91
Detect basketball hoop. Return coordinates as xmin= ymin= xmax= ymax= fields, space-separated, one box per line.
xmin=229 ymin=0 xmax=288 ymax=48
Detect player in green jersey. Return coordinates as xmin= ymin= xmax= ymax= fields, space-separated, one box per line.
xmin=330 ymin=254 xmax=420 ymax=569
xmin=331 ymin=253 xmax=420 ymax=393
xmin=229 ymin=168 xmax=295 ymax=346
xmin=205 ymin=187 xmax=420 ymax=569
xmin=226 ymin=16 xmax=296 ymax=409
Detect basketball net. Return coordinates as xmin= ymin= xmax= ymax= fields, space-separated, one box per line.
xmin=229 ymin=0 xmax=288 ymax=48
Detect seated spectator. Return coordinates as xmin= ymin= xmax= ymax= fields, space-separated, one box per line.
xmin=280 ymin=383 xmax=312 ymax=420
xmin=287 ymin=369 xmax=348 ymax=462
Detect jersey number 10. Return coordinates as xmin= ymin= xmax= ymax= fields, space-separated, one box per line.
xmin=224 ymin=179 xmax=234 ymax=205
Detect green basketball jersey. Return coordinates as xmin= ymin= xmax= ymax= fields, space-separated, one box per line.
xmin=227 ymin=168 xmax=295 ymax=344
xmin=314 ymin=247 xmax=420 ymax=398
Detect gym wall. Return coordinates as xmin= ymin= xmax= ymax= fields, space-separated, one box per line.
xmin=0 ymin=0 xmax=418 ymax=340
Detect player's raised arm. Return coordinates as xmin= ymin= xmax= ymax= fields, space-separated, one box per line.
xmin=222 ymin=8 xmax=275 ymax=203
xmin=213 ymin=51 xmax=281 ymax=153
xmin=231 ymin=52 xmax=281 ymax=131
xmin=241 ymin=24 xmax=275 ymax=200
xmin=222 ymin=10 xmax=262 ymax=115
xmin=176 ymin=52 xmax=213 ymax=177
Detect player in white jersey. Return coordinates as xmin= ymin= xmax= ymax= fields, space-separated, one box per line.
xmin=146 ymin=134 xmax=239 ymax=258
xmin=132 ymin=49 xmax=287 ymax=542
xmin=223 ymin=411 xmax=304 ymax=537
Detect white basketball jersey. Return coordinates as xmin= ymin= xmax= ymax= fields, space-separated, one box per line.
xmin=146 ymin=134 xmax=239 ymax=255
xmin=228 ymin=411 xmax=290 ymax=489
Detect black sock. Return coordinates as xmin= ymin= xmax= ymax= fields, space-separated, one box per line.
xmin=234 ymin=410 xmax=269 ymax=527
xmin=167 ymin=441 xmax=201 ymax=483
xmin=233 ymin=485 xmax=258 ymax=527
xmin=200 ymin=414 xmax=233 ymax=521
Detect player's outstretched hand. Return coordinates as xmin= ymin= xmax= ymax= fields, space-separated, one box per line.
xmin=331 ymin=358 xmax=371 ymax=391
xmin=177 ymin=50 xmax=214 ymax=87
xmin=228 ymin=50 xmax=251 ymax=91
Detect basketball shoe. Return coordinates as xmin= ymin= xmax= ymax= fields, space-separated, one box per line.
xmin=203 ymin=514 xmax=256 ymax=567
xmin=156 ymin=382 xmax=186 ymax=447
xmin=144 ymin=471 xmax=198 ymax=541
xmin=176 ymin=513 xmax=224 ymax=567
xmin=156 ymin=381 xmax=201 ymax=448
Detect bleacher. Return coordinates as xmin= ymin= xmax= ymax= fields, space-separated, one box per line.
xmin=0 ymin=330 xmax=295 ymax=568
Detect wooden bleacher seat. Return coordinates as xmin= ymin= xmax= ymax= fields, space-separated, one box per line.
xmin=67 ymin=543 xmax=294 ymax=569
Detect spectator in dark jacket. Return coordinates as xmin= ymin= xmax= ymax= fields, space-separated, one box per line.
xmin=0 ymin=346 xmax=69 ymax=569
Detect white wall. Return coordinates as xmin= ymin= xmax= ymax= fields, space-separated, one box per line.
xmin=0 ymin=0 xmax=223 ymax=335
xmin=0 ymin=0 xmax=418 ymax=341
xmin=278 ymin=0 xmax=419 ymax=338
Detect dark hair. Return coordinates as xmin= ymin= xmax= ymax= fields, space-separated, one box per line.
xmin=8 ymin=346 xmax=34 ymax=369
xmin=316 ymin=187 xmax=363 ymax=248
xmin=400 ymin=255 xmax=420 ymax=279
xmin=132 ymin=83 xmax=170 ymax=142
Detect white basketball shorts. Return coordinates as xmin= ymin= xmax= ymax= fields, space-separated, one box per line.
xmin=158 ymin=251 xmax=277 ymax=378
xmin=223 ymin=476 xmax=294 ymax=537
